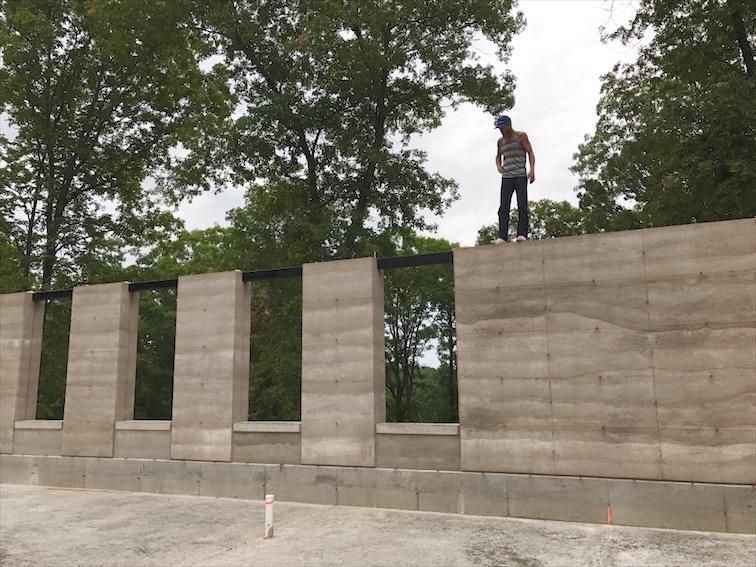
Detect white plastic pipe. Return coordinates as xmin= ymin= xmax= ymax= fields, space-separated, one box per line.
xmin=264 ymin=494 xmax=274 ymax=538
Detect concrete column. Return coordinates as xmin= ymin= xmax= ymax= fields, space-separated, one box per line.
xmin=0 ymin=292 xmax=44 ymax=453
xmin=171 ymin=271 xmax=250 ymax=462
xmin=61 ymin=283 xmax=138 ymax=457
xmin=301 ymin=257 xmax=386 ymax=467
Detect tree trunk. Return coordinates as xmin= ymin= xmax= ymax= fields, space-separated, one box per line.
xmin=729 ymin=0 xmax=755 ymax=77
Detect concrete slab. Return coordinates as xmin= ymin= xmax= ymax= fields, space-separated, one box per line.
xmin=2 ymin=483 xmax=754 ymax=567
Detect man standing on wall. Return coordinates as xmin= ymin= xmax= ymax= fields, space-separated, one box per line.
xmin=493 ymin=115 xmax=536 ymax=243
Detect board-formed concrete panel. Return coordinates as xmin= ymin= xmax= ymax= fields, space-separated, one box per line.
xmin=198 ymin=461 xmax=265 ymax=500
xmin=542 ymin=230 xmax=645 ymax=285
xmin=455 ymin=219 xmax=755 ymax=484
xmin=171 ymin=271 xmax=250 ymax=462
xmin=655 ymin=373 xmax=756 ymax=430
xmin=13 ymin=421 xmax=62 ymax=456
xmin=138 ymin=459 xmax=201 ymax=496
xmin=659 ymin=428 xmax=756 ymax=484
xmin=640 ymin=217 xmax=755 ymax=278
xmin=375 ymin=430 xmax=461 ymax=471
xmin=61 ymin=283 xmax=138 ymax=458
xmin=0 ymin=292 xmax=44 ymax=453
xmin=461 ymin=427 xmax=555 ymax=474
xmin=301 ymin=257 xmax=385 ymax=467
xmin=608 ymin=479 xmax=728 ymax=532
xmin=84 ymin=457 xmax=141 ymax=492
xmin=114 ymin=422 xmax=171 ymax=460
xmin=232 ymin=426 xmax=302 ymax=465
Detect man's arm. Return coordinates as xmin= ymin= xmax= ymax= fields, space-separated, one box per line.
xmin=519 ymin=132 xmax=536 ymax=183
xmin=495 ymin=137 xmax=504 ymax=174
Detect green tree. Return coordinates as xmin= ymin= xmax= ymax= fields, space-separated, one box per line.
xmin=246 ymin=278 xmax=302 ymax=421
xmin=0 ymin=0 xmax=232 ymax=289
xmin=475 ymin=199 xmax=585 ymax=244
xmin=36 ymin=298 xmax=71 ymax=419
xmin=572 ymin=0 xmax=756 ymax=231
xmin=133 ymin=289 xmax=176 ymax=420
xmin=0 ymin=227 xmax=30 ymax=292
xmin=193 ymin=0 xmax=524 ymax=262
xmin=384 ymin=233 xmax=456 ymax=422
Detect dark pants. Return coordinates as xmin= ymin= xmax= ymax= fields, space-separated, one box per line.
xmin=499 ymin=176 xmax=529 ymax=240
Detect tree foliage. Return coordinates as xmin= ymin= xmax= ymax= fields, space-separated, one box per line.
xmin=192 ymin=0 xmax=523 ymax=261
xmin=572 ymin=0 xmax=756 ymax=231
xmin=0 ymin=0 xmax=232 ymax=289
xmin=384 ymin=233 xmax=456 ymax=422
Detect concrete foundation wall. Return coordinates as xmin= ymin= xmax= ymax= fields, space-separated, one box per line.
xmin=1 ymin=454 xmax=753 ymax=534
xmin=1 ymin=219 xmax=754 ymax=532
xmin=454 ymin=218 xmax=756 ymax=484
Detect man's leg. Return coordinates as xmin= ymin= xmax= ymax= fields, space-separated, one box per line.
xmin=499 ymin=178 xmax=516 ymax=240
xmin=514 ymin=177 xmax=529 ymax=238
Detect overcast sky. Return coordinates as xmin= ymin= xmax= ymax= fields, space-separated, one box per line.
xmin=178 ymin=0 xmax=641 ymax=247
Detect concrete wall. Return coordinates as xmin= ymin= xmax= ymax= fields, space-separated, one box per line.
xmin=0 ymin=293 xmax=44 ymax=453
xmin=61 ymin=283 xmax=139 ymax=458
xmin=232 ymin=422 xmax=301 ymax=465
xmin=170 ymin=271 xmax=250 ymax=462
xmin=454 ymin=218 xmax=755 ymax=484
xmin=300 ymin=257 xmax=386 ymax=467
xmin=1 ymin=218 xmax=754 ymax=533
xmin=2 ymin=454 xmax=753 ymax=534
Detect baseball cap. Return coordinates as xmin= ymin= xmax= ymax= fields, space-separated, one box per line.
xmin=494 ymin=115 xmax=511 ymax=128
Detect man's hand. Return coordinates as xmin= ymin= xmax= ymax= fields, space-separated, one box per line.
xmin=528 ymin=170 xmax=535 ymax=183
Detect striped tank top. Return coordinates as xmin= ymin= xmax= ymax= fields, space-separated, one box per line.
xmin=498 ymin=132 xmax=527 ymax=178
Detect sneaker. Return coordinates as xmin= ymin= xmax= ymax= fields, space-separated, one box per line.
xmin=491 ymin=238 xmax=506 ymax=244
xmin=515 ymin=235 xmax=527 ymax=242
